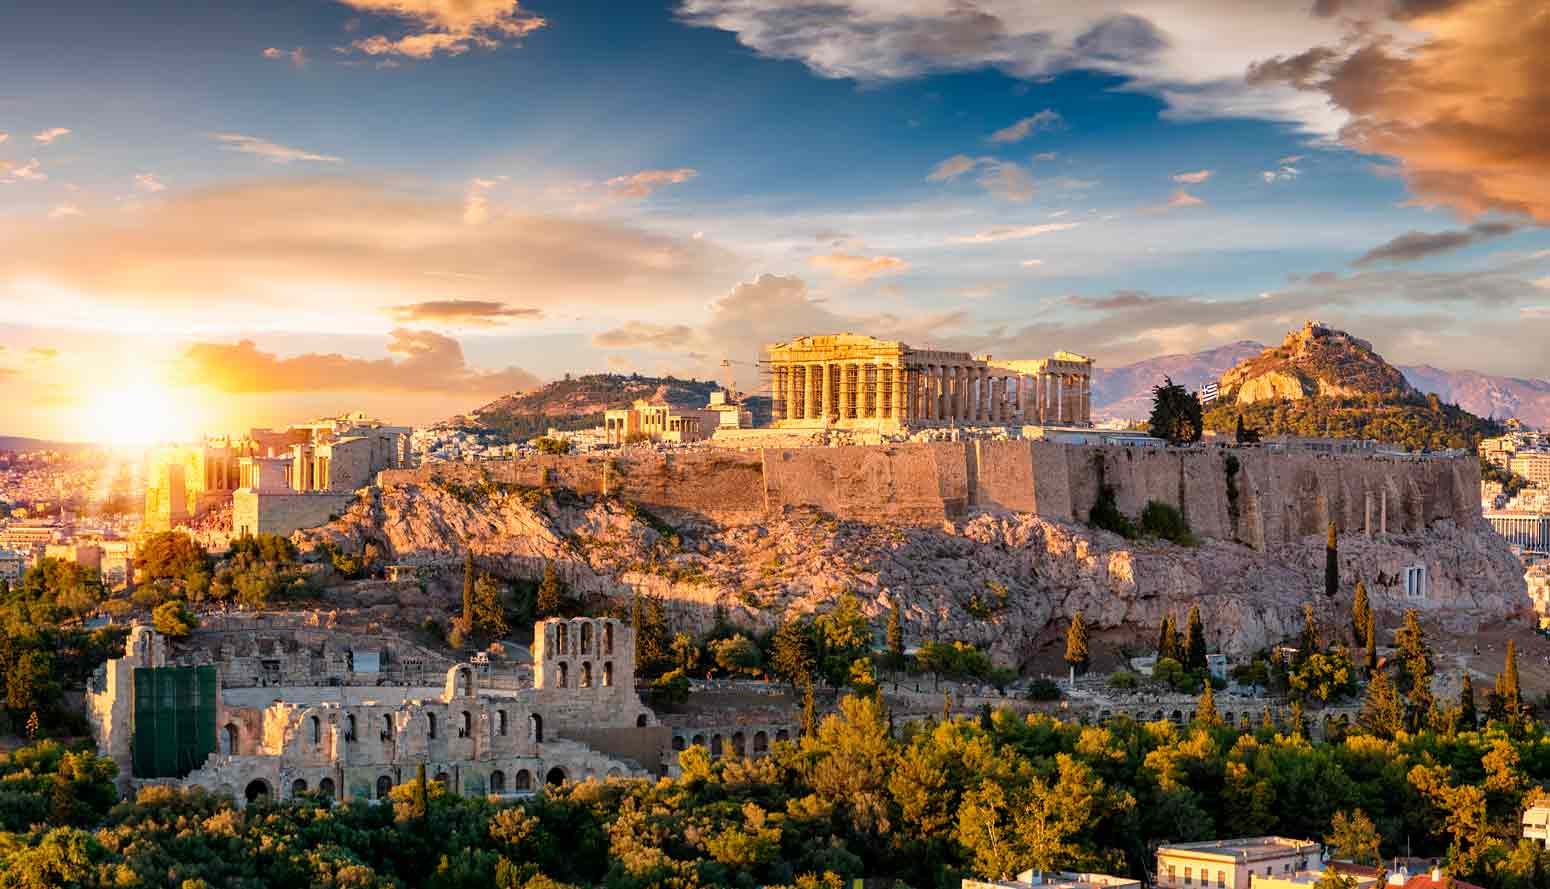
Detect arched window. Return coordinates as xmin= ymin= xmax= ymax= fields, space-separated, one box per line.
xmin=672 ymin=736 xmax=686 ymax=751
xmin=382 ymin=714 xmax=394 ymax=740
xmin=556 ymin=624 xmax=568 ymax=655
xmin=515 ymin=769 xmax=532 ymax=791
xmin=557 ymin=662 xmax=568 ymax=688
xmin=310 ymin=716 xmax=321 ymax=744
xmin=603 ymin=662 xmax=614 ymax=687
xmin=318 ymin=777 xmax=336 ymax=798
xmin=457 ymin=667 xmax=473 ymax=697
xmin=490 ymin=770 xmax=506 ymax=794
xmin=292 ymin=778 xmax=308 ymax=797
xmin=580 ymin=622 xmax=593 ymax=654
xmin=692 ymin=734 xmax=705 ymax=748
xmin=345 ymin=714 xmax=357 ymax=742
xmin=376 ymin=775 xmax=392 ymax=799
xmin=529 ymin=713 xmax=543 ymax=743
xmin=545 ymin=767 xmax=566 ymax=786
xmin=580 ymin=662 xmax=593 ymax=688
xmin=732 ymin=732 xmax=746 ymax=757
xmin=753 ymin=731 xmax=768 ymax=755
xmin=636 ymin=713 xmax=647 ymax=727
xmin=775 ymin=729 xmax=789 ymax=742
xmin=460 ymin=710 xmax=472 ymax=738
xmin=244 ymin=779 xmax=271 ymax=804
xmin=711 ymin=734 xmax=724 ymax=758
xmin=427 ymin=713 xmax=438 ymax=739
xmin=497 ymin=710 xmax=508 ymax=736
xmin=223 ymin=722 xmax=239 ymax=755
xmin=604 ymin=623 xmax=614 ymax=655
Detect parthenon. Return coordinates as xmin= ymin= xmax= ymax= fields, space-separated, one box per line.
xmin=766 ymin=334 xmax=1092 ymax=431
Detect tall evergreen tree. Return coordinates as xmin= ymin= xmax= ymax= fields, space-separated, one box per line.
xmin=461 ymin=549 xmax=475 ymax=629
xmin=1157 ymin=614 xmax=1178 ymax=662
xmin=1148 ymin=377 xmax=1204 ymax=445
xmin=1351 ymin=581 xmax=1371 ymax=647
xmin=535 ymin=560 xmax=565 ymax=619
xmin=1498 ymin=639 xmax=1522 ymax=721
xmin=411 ymin=762 xmax=429 ymax=822
xmin=800 ymin=680 xmax=817 ymax=737
xmin=1260 ymin=705 xmax=1276 ymax=733
xmin=1358 ymin=669 xmax=1405 ymax=739
xmin=1194 ymin=683 xmax=1222 ymax=728
xmin=1297 ymin=603 xmax=1320 ymax=665
xmin=1288 ymin=700 xmax=1306 ymax=738
xmin=1064 ymin=612 xmax=1090 ymax=683
xmin=1393 ymin=610 xmax=1435 ymax=731
xmin=772 ymin=619 xmax=816 ymax=691
xmin=1459 ymin=674 xmax=1477 ymax=729
xmin=1363 ymin=618 xmax=1377 ymax=673
xmin=1183 ymin=605 xmax=1208 ymax=674
xmin=886 ymin=605 xmax=904 ymax=671
xmin=1325 ymin=522 xmax=1339 ymax=598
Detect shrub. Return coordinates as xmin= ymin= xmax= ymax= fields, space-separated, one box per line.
xmin=1027 ymin=678 xmax=1062 ymax=701
xmin=1140 ymin=500 xmax=1195 ymax=546
xmin=1088 ymin=484 xmax=1137 ymax=539
xmin=1107 ymin=670 xmax=1140 ymax=691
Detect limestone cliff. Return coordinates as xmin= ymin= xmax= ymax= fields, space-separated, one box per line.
xmin=298 ymin=458 xmax=1528 ymax=665
xmin=1219 ymin=321 xmax=1416 ymax=406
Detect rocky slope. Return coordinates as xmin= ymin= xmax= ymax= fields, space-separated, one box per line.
xmin=1219 ymin=321 xmax=1416 ymax=405
xmin=297 ymin=477 xmax=1528 ymax=667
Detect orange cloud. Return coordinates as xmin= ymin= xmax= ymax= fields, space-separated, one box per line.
xmin=387 ymin=299 xmax=541 ymax=326
xmin=808 ymin=252 xmax=910 ymax=281
xmin=1248 ymin=0 xmax=1550 ymax=221
xmin=604 ymin=168 xmax=698 ymax=199
xmin=175 ymin=329 xmax=539 ymax=394
xmin=340 ymin=0 xmax=546 ymax=58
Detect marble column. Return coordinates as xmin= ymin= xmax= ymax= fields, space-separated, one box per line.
xmin=958 ymin=366 xmax=969 ymax=421
xmin=837 ymin=363 xmax=852 ymax=421
xmin=809 ymin=363 xmax=822 ymax=420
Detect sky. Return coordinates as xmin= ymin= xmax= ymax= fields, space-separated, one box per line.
xmin=0 ymin=0 xmax=1546 ymax=442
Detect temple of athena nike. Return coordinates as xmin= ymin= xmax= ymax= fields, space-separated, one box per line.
xmin=766 ymin=334 xmax=1092 ymax=432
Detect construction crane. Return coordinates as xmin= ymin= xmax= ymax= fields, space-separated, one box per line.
xmin=719 ymin=358 xmax=766 ymax=399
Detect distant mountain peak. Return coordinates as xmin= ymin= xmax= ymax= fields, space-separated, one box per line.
xmin=1217 ymin=320 xmax=1415 ymax=405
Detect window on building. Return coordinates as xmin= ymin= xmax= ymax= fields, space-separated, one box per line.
xmin=311 ymin=716 xmax=321 ymax=744
xmin=1185 ymin=867 xmax=1193 ymax=885
xmin=497 ymin=710 xmax=508 ymax=737
xmin=427 ymin=713 xmax=438 ymax=739
xmin=1168 ymin=866 xmax=1176 ymax=885
xmin=1218 ymin=871 xmax=1226 ymax=887
xmin=1404 ymin=565 xmax=1427 ymax=599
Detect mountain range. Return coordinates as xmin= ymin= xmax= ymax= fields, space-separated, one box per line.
xmin=1093 ymin=341 xmax=1550 ymax=427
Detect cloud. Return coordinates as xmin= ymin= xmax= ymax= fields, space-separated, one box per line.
xmin=604 ymin=168 xmax=698 ymax=199
xmin=211 ymin=133 xmax=342 ymax=164
xmin=1354 ymin=222 xmax=1518 ymax=266
xmin=926 ymin=154 xmax=980 ymax=182
xmin=48 ymin=204 xmax=81 ymax=219
xmin=387 ymin=299 xmax=542 ymax=326
xmin=1261 ymin=165 xmax=1300 ymax=183
xmin=1278 ymin=154 xmax=1305 ymax=165
xmin=977 ymin=160 xmax=1035 ymax=202
xmin=592 ymin=321 xmax=697 ymax=350
xmin=262 ymin=46 xmax=307 ymax=67
xmin=1171 ymin=169 xmax=1212 ymax=184
xmin=808 ymin=252 xmax=910 ymax=281
xmin=339 ymin=0 xmax=547 ymax=59
xmin=462 ymin=176 xmax=504 ymax=223
xmin=134 ymin=173 xmax=166 ymax=193
xmin=0 ymin=133 xmax=7 ymax=144
xmin=953 ymin=222 xmax=1080 ymax=244
xmin=33 ymin=128 xmax=70 ymax=145
xmin=1246 ymin=0 xmax=1550 ymax=221
xmin=1032 ymin=151 xmax=1058 ymax=161
xmin=1166 ymin=189 xmax=1204 ymax=208
xmin=988 ymin=109 xmax=1063 ymax=143
xmin=175 ymin=328 xmax=540 ymax=395
xmin=0 ymin=159 xmax=45 ymax=183
xmin=1020 ymin=259 xmax=1045 ymax=267
xmin=676 ymin=1 xmax=1353 ymax=136
xmin=0 ymin=179 xmax=739 ymax=330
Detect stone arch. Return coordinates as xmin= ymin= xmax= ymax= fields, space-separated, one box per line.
xmin=310 ymin=715 xmax=321 ymax=744
xmin=346 ymin=714 xmax=357 ymax=742
xmin=223 ymin=722 xmax=239 ymax=755
xmin=529 ymin=713 xmax=544 ymax=743
xmin=556 ymin=623 xmax=569 ymax=655
xmin=497 ymin=710 xmax=509 ymax=737
xmin=711 ymin=733 xmax=724 ymax=758
xmin=580 ymin=622 xmax=594 ymax=654
xmin=635 ymin=712 xmax=647 ymax=727
xmin=606 ymin=767 xmax=622 ymax=779
xmin=604 ymin=662 xmax=614 ymax=687
xmin=604 ymin=623 xmax=615 ymax=655
xmin=545 ymin=766 xmax=567 ymax=786
xmin=292 ymin=778 xmax=308 ymax=797
xmin=376 ymin=775 xmax=393 ymax=799
xmin=775 ymin=729 xmax=789 ymax=742
xmin=319 ymin=777 xmax=336 ymax=799
xmin=427 ymin=712 xmax=438 ymax=739
xmin=1171 ymin=710 xmax=1183 ymax=724
xmin=581 ymin=661 xmax=593 ymax=688
xmin=490 ymin=770 xmax=506 ymax=794
xmin=435 ymin=771 xmax=451 ymax=788
xmin=753 ymin=731 xmax=768 ymax=755
xmin=450 ymin=665 xmax=475 ymax=697
xmin=1154 ymin=709 xmax=1164 ymax=722
xmin=692 ymin=733 xmax=706 ymax=747
xmin=558 ymin=662 xmax=568 ymax=688
xmin=731 ymin=731 xmax=746 ymax=757
xmin=461 ymin=710 xmax=473 ymax=738
xmin=382 ymin=713 xmax=394 ymax=739
xmin=244 ymin=779 xmax=272 ymax=804
xmin=515 ymin=769 xmax=533 ymax=791
xmin=672 ymin=736 xmax=686 ymax=751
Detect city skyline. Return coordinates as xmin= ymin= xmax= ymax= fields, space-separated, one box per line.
xmin=0 ymin=0 xmax=1546 ymax=441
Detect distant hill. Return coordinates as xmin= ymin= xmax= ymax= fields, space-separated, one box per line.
xmin=1398 ymin=365 xmax=1550 ymax=427
xmin=0 ymin=436 xmax=93 ymax=453
xmin=469 ymin=374 xmax=720 ymax=439
xmin=1092 ymin=341 xmax=1264 ymax=422
xmin=1203 ymin=321 xmax=1497 ymax=450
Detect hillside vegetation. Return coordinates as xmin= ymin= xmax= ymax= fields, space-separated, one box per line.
xmin=471 ymin=374 xmax=719 ymax=438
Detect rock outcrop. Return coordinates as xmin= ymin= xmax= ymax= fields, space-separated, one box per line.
xmin=298 ymin=455 xmax=1529 ymax=664
xmin=1219 ymin=321 xmax=1417 ymax=406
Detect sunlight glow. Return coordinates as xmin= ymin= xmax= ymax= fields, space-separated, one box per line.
xmin=80 ymin=378 xmax=195 ymax=448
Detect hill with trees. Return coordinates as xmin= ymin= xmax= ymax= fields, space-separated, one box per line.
xmin=467 ymin=374 xmax=721 ymax=439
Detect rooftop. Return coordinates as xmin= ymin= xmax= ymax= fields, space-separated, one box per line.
xmin=1159 ymin=837 xmax=1321 ymax=861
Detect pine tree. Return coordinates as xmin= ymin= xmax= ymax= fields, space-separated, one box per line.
xmin=1183 ymin=605 xmax=1207 ymax=674
xmin=1195 ymin=683 xmax=1222 ymax=728
xmin=886 ymin=605 xmax=904 ymax=671
xmin=1064 ymin=612 xmax=1090 ymax=682
xmin=470 ymin=573 xmax=510 ymax=639
xmin=535 ymin=560 xmax=566 ymax=619
xmin=1325 ymin=522 xmax=1339 ymax=598
xmin=1393 ymin=610 xmax=1434 ymax=730
xmin=1351 ymin=581 xmax=1371 ymax=647
xmin=772 ymin=619 xmax=816 ymax=690
xmin=1359 ymin=669 xmax=1405 ymax=739
xmin=1459 ymin=674 xmax=1477 ymax=729
xmin=461 ymin=549 xmax=475 ymax=629
xmin=801 ymin=680 xmax=817 ymax=737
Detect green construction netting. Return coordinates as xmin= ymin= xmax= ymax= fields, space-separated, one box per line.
xmin=131 ymin=665 xmax=217 ymax=779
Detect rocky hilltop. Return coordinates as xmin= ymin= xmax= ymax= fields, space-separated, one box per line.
xmin=1219 ymin=321 xmax=1415 ymax=405
xmin=297 ymin=443 xmax=1528 ymax=666
xmin=469 ymin=373 xmax=720 ymax=438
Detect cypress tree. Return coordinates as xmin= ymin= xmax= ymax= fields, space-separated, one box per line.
xmin=1459 ymin=674 xmax=1477 ymax=729
xmin=1351 ymin=581 xmax=1371 ymax=647
xmin=1289 ymin=700 xmax=1306 ymax=738
xmin=461 ymin=549 xmax=475 ymax=629
xmin=1065 ymin=612 xmax=1091 ymax=682
xmin=1297 ymin=603 xmax=1320 ymax=664
xmin=1183 ymin=605 xmax=1208 ymax=674
xmin=1325 ymin=522 xmax=1339 ymax=598
xmin=1394 ymin=610 xmax=1435 ymax=730
xmin=801 ymin=680 xmax=817 ymax=737
xmin=1364 ymin=618 xmax=1377 ymax=673
xmin=535 ymin=560 xmax=565 ymax=618
xmin=1157 ymin=615 xmax=1178 ymax=662
xmin=1195 ymin=683 xmax=1222 ymax=728
xmin=1359 ymin=670 xmax=1405 ymax=740
xmin=1501 ymin=639 xmax=1522 ymax=720
xmin=411 ymin=762 xmax=429 ymax=821
xmin=886 ymin=605 xmax=904 ymax=671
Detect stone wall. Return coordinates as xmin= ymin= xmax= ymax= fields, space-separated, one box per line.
xmin=380 ymin=443 xmax=1481 ymax=546
xmin=234 ymin=489 xmax=358 ymax=537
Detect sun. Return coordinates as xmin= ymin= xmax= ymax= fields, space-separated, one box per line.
xmin=82 ymin=379 xmax=194 ymax=448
